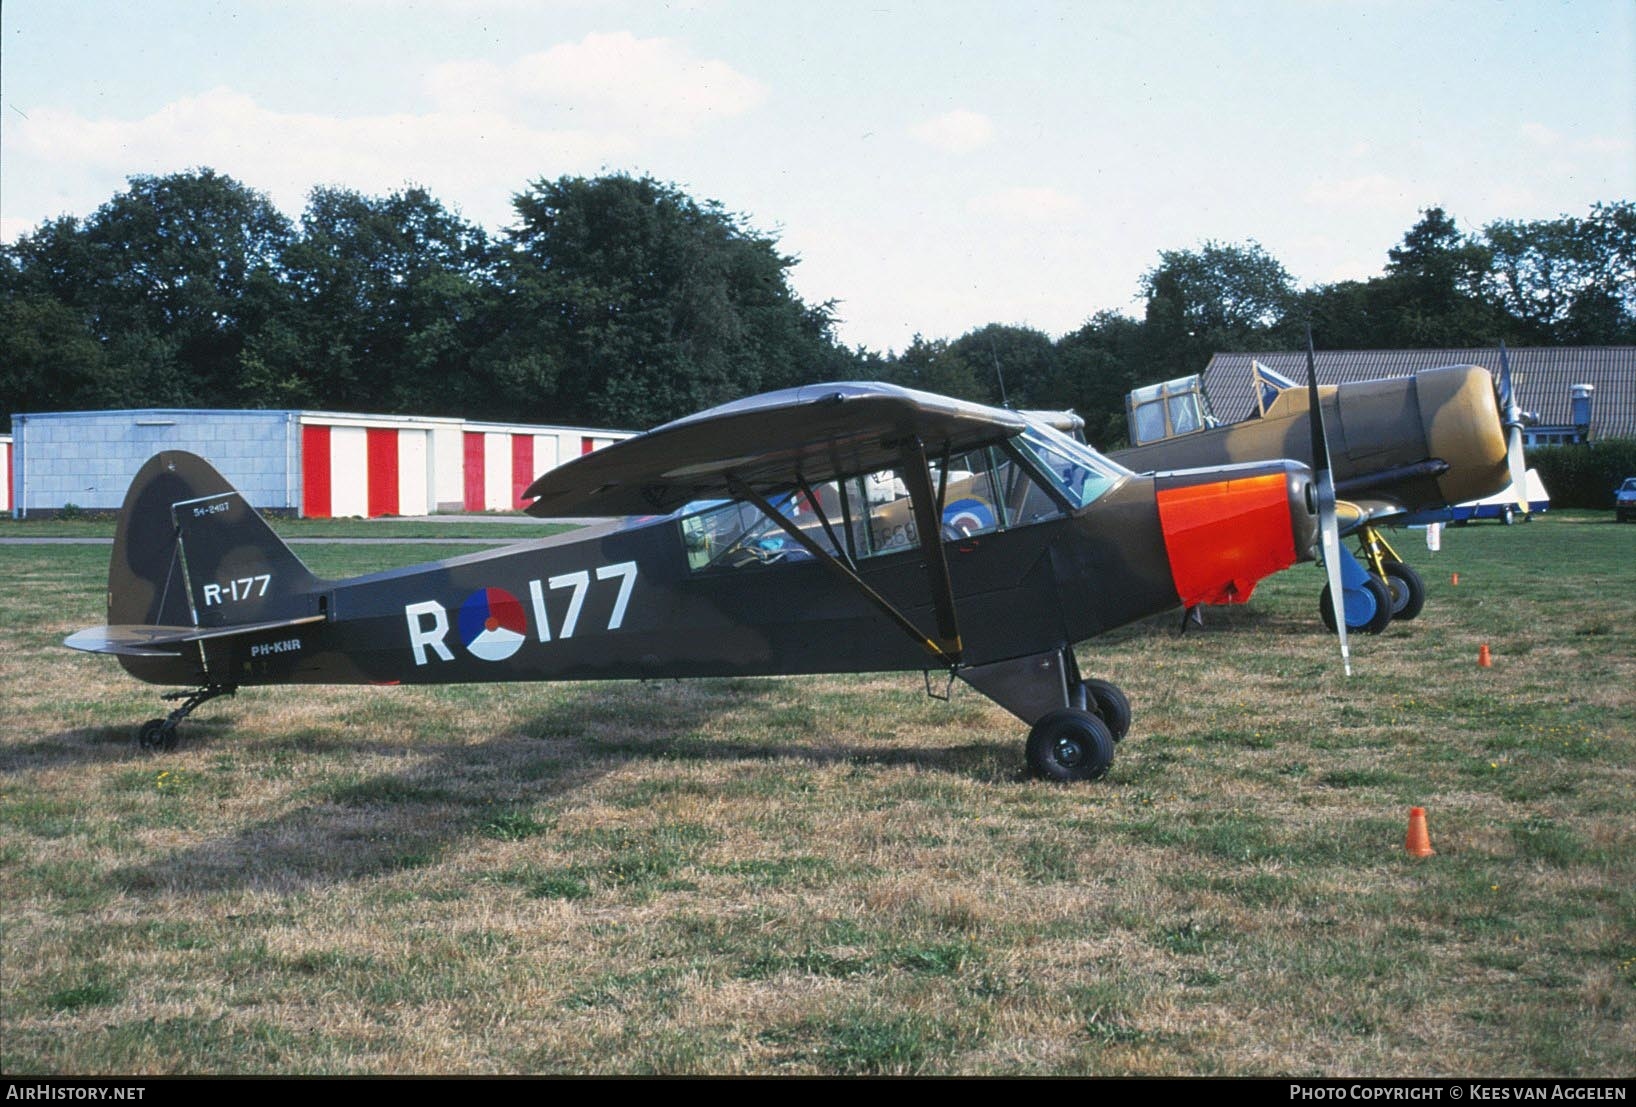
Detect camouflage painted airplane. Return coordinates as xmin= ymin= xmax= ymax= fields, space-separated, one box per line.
xmin=1110 ymin=347 xmax=1528 ymax=634
xmin=63 ymin=382 xmax=1331 ymax=782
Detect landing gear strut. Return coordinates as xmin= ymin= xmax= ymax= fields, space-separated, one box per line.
xmin=135 ymin=684 xmax=237 ymax=753
xmin=1358 ymin=527 xmax=1425 ymax=622
xmin=956 ymin=647 xmax=1132 ymax=781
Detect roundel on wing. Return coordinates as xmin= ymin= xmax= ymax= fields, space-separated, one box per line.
xmin=458 ymin=587 xmax=527 ymax=662
xmin=943 ymin=497 xmax=996 ymax=537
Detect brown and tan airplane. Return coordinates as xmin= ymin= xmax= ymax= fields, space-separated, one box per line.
xmin=1110 ymin=349 xmax=1527 ymax=633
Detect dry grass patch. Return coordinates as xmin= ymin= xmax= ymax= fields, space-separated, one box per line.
xmin=2 ymin=517 xmax=1632 ymax=1074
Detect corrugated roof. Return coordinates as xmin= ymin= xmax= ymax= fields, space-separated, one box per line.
xmin=1199 ymin=347 xmax=1636 ymax=440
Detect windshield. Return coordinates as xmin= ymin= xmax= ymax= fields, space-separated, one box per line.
xmin=1016 ymin=422 xmax=1129 ymax=509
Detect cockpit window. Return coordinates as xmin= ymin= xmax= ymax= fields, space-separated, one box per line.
xmin=1131 ymin=399 xmax=1167 ymax=445
xmin=1014 ymin=424 xmax=1127 ymax=509
xmin=676 ymin=439 xmax=1097 ymax=574
xmin=678 ymin=492 xmax=840 ymax=572
xmin=1126 ymin=373 xmax=1218 ymax=443
xmin=1252 ymin=360 xmax=1300 ymax=417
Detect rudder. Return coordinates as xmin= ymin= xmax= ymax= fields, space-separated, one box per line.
xmin=110 ymin=451 xmax=320 ymax=634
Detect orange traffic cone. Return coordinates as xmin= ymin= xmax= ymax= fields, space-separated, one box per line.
xmin=1405 ymin=807 xmax=1435 ymax=857
xmin=1451 ymin=572 xmax=1459 ymax=586
xmin=1478 ymin=643 xmax=1492 ymax=668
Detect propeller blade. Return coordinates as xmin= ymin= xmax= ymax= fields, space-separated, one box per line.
xmin=1307 ymin=329 xmax=1352 ymax=677
xmin=1498 ymin=343 xmax=1530 ymax=512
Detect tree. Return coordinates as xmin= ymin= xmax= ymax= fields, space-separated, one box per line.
xmin=497 ymin=174 xmax=853 ymax=428
xmin=1483 ymin=201 xmax=1636 ymax=344
xmin=1 ymin=217 xmax=112 ymax=424
xmin=947 ymin=324 xmax=1061 ymax=409
xmin=1055 ymin=311 xmax=1145 ymax=446
xmin=75 ymin=170 xmax=295 ymax=405
xmin=252 ymin=186 xmax=497 ymax=412
xmin=0 ymin=290 xmax=113 ymax=425
xmin=1139 ymin=241 xmax=1296 ymax=377
xmin=1373 ymin=207 xmax=1504 ymax=345
xmin=883 ymin=334 xmax=985 ymax=402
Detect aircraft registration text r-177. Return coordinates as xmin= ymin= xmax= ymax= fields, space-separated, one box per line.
xmin=403 ymin=561 xmax=638 ymax=666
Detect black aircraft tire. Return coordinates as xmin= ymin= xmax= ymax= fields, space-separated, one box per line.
xmin=137 ymin=719 xmax=174 ymax=753
xmin=1026 ymin=709 xmax=1116 ymax=783
xmin=1081 ymin=679 xmax=1132 ymax=742
xmin=1319 ymin=578 xmax=1393 ymax=636
xmin=1380 ymin=560 xmax=1426 ymax=622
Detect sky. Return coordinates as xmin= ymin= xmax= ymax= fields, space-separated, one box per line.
xmin=3 ymin=0 xmax=1633 ymax=353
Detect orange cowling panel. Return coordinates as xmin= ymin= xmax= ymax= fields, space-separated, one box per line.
xmin=1156 ymin=472 xmax=1298 ymax=607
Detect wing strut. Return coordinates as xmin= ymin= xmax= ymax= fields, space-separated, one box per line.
xmin=895 ymin=436 xmax=963 ymax=657
xmin=724 ymin=440 xmax=964 ymax=668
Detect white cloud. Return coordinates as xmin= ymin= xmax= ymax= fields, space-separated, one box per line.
xmin=12 ymin=87 xmax=633 ymax=225
xmin=1304 ymin=173 xmax=1411 ymax=210
xmin=1520 ymin=121 xmax=1560 ymax=148
xmin=909 ymin=109 xmax=995 ymax=154
xmin=1518 ymin=122 xmax=1630 ymax=157
xmin=8 ymin=32 xmax=765 ymax=229
xmin=966 ymin=186 xmax=1080 ymax=222
xmin=427 ymin=31 xmax=765 ymax=138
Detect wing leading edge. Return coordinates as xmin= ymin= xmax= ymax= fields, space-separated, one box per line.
xmin=523 ymin=382 xmax=1029 ymax=518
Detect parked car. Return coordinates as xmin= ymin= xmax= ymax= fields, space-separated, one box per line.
xmin=1617 ymin=477 xmax=1636 ymax=523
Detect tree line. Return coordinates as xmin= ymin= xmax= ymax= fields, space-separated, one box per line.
xmin=3 ymin=169 xmax=1631 ymax=443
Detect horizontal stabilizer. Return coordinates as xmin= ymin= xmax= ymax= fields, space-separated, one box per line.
xmin=65 ymin=615 xmax=327 ymax=657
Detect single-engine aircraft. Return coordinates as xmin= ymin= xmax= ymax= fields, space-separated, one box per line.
xmin=1110 ymin=347 xmax=1529 ymax=635
xmin=64 ymin=382 xmax=1330 ymax=782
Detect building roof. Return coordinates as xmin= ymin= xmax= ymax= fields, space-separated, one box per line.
xmin=1199 ymin=347 xmax=1636 ymax=440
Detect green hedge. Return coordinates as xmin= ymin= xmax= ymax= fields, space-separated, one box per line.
xmin=1528 ymin=439 xmax=1636 ymax=509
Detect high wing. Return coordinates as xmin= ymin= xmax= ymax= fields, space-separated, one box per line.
xmin=523 ymin=382 xmax=1029 ymax=519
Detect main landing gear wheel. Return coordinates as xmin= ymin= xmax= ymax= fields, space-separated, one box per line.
xmin=1319 ymin=577 xmax=1393 ymax=636
xmin=1080 ymin=679 xmax=1131 ymax=742
xmin=136 ymin=718 xmax=177 ymax=753
xmin=1026 ymin=709 xmax=1116 ymax=782
xmin=1379 ymin=559 xmax=1425 ymax=622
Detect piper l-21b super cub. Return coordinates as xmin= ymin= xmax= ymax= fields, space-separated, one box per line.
xmin=66 ymin=382 xmax=1327 ymax=782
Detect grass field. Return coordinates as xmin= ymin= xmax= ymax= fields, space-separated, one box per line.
xmin=1 ymin=514 xmax=1631 ymax=1075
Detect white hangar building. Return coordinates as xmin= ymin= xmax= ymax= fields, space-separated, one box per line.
xmin=7 ymin=409 xmax=633 ymax=518
xmin=0 ymin=434 xmax=12 ymax=514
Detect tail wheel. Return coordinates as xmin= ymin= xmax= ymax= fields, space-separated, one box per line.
xmin=1026 ymin=709 xmax=1116 ymax=782
xmin=1319 ymin=577 xmax=1393 ymax=635
xmin=1080 ymin=679 xmax=1131 ymax=742
xmin=1379 ymin=560 xmax=1426 ymax=622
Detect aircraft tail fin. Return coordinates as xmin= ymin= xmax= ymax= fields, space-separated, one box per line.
xmin=106 ymin=451 xmax=321 ymax=636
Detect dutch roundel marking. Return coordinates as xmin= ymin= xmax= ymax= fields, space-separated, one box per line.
xmin=943 ymin=497 xmax=995 ymax=537
xmin=403 ymin=561 xmax=639 ymax=667
xmin=458 ymin=588 xmax=527 ymax=662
